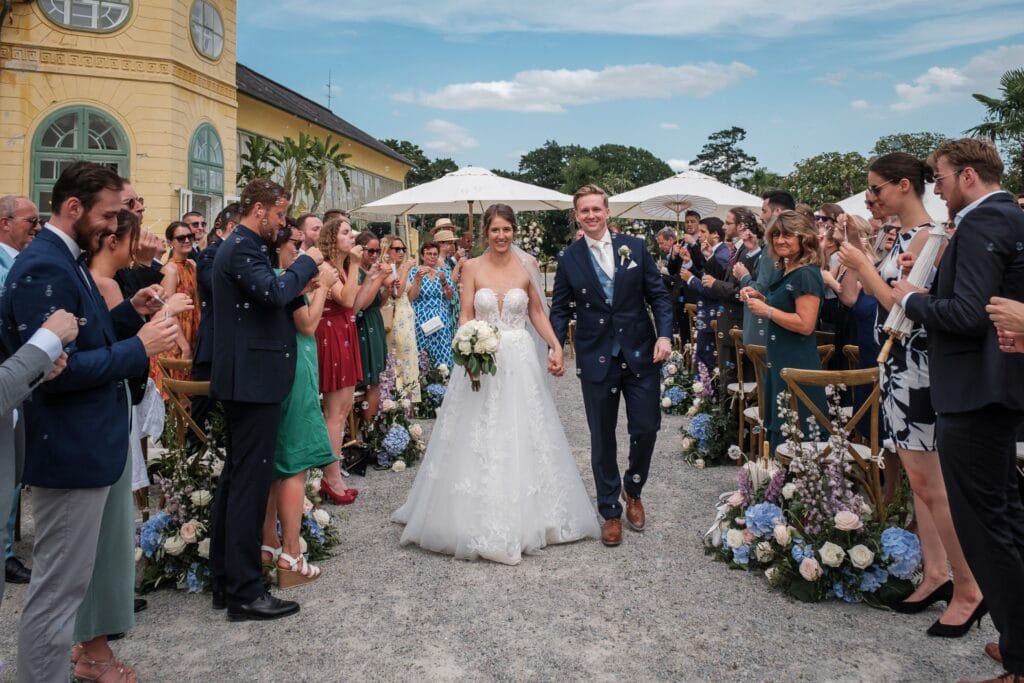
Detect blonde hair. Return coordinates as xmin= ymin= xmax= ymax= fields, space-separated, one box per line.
xmin=765 ymin=210 xmax=821 ymax=268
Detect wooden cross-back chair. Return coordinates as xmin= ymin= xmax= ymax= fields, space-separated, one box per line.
xmin=162 ymin=376 xmax=210 ymax=451
xmin=742 ymin=343 xmax=768 ymax=458
xmin=728 ymin=329 xmax=756 ymax=456
xmin=843 ymin=344 xmax=860 ymax=370
xmin=776 ymin=366 xmax=885 ymax=514
xmin=684 ymin=303 xmax=698 ymax=371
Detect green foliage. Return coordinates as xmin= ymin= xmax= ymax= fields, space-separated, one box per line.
xmin=516 ymin=140 xmax=587 ymax=190
xmin=381 ymin=139 xmax=457 ymax=187
xmin=307 ymin=135 xmax=351 ymax=214
xmin=871 ymin=132 xmax=949 ymax=160
xmin=967 ymin=67 xmax=1024 ymax=192
xmin=784 ymin=151 xmax=869 ymax=206
xmin=738 ymin=167 xmax=785 ymax=197
xmin=692 ymin=126 xmax=759 ymax=185
xmin=237 ymin=135 xmax=281 ymax=187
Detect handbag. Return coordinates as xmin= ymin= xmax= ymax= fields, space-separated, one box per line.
xmin=420 ymin=315 xmax=443 ymax=335
xmin=381 ymin=300 xmax=396 ymax=333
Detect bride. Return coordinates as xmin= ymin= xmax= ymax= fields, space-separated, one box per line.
xmin=392 ymin=203 xmax=600 ymax=564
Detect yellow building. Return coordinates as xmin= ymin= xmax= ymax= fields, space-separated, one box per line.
xmin=0 ymin=0 xmax=410 ymax=229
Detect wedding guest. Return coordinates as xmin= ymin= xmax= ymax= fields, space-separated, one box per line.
xmin=3 ymin=162 xmax=177 ymax=680
xmin=296 ymin=213 xmax=323 ymax=251
xmin=261 ymin=224 xmax=338 ymax=587
xmin=382 ymin=235 xmax=421 ymax=402
xmin=182 ymin=210 xmax=206 ymax=258
xmin=654 ymin=227 xmax=687 ymax=347
xmin=729 ymin=211 xmax=768 ymax=345
xmin=112 ymin=180 xmax=166 ymax=301
xmin=840 ymin=152 xmax=983 ymax=636
xmin=680 ymin=217 xmax=729 ymax=373
xmin=740 ymin=210 xmax=825 ymax=451
xmin=314 ymin=215 xmax=363 ymax=505
xmin=208 ymin=178 xmax=322 ymax=622
xmin=895 ymin=139 xmax=1024 ymax=678
xmin=354 ymin=231 xmax=390 ymax=422
xmin=409 ymin=241 xmax=455 ymax=367
xmin=150 ymin=220 xmax=201 ymax=397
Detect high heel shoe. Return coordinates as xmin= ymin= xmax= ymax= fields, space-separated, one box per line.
xmin=926 ymin=601 xmax=988 ymax=638
xmin=891 ymin=580 xmax=953 ymax=614
xmin=319 ymin=479 xmax=356 ymax=505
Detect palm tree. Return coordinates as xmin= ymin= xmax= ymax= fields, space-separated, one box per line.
xmin=967 ymin=68 xmax=1024 ymax=191
xmin=236 ymin=134 xmax=281 ymax=187
xmin=306 ymin=135 xmax=352 ymax=214
xmin=276 ymin=133 xmax=315 ymax=208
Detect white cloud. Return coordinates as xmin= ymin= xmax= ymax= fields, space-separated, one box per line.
xmin=850 ymin=99 xmax=869 ymax=110
xmin=888 ymin=44 xmax=1024 ymax=111
xmin=659 ymin=122 xmax=680 ymax=130
xmin=394 ymin=62 xmax=756 ymax=113
xmin=667 ymin=159 xmax=690 ymax=172
xmin=422 ymin=120 xmax=479 ymax=155
xmin=865 ymin=9 xmax=1024 ymax=58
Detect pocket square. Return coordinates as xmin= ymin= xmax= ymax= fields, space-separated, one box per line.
xmin=627 ymin=261 xmax=638 ymax=270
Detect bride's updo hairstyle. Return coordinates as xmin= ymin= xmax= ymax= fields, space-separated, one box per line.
xmin=482 ymin=203 xmax=517 ymax=234
xmin=869 ymin=152 xmax=935 ymax=198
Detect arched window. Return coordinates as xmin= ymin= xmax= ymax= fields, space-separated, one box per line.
xmin=186 ymin=123 xmax=224 ymax=227
xmin=31 ymin=106 xmax=129 ymax=216
xmin=39 ymin=0 xmax=132 ymax=32
xmin=190 ymin=0 xmax=224 ymax=60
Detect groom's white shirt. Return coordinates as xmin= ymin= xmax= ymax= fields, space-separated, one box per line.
xmin=584 ymin=229 xmax=613 ymax=279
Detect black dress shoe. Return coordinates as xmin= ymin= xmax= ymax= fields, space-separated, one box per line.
xmin=133 ymin=597 xmax=148 ymax=613
xmin=5 ymin=557 xmax=31 ymax=584
xmin=227 ymin=593 xmax=299 ymax=622
xmin=212 ymin=590 xmax=226 ymax=610
xmin=891 ymin=580 xmax=953 ymax=614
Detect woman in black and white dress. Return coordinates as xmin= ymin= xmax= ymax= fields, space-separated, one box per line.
xmin=840 ymin=152 xmax=983 ymax=637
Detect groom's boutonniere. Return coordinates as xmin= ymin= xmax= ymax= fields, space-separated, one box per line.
xmin=618 ymin=245 xmax=631 ymax=266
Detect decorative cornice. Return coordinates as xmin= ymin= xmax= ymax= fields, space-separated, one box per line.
xmin=0 ymin=44 xmax=236 ymax=104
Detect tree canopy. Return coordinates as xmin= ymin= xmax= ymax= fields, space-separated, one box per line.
xmin=381 ymin=139 xmax=457 ymax=187
xmin=967 ymin=67 xmax=1024 ymax=192
xmin=871 ymin=132 xmax=949 ymax=160
xmin=691 ymin=127 xmax=759 ymax=185
xmin=784 ymin=151 xmax=868 ymax=207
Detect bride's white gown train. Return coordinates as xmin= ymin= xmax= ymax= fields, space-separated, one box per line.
xmin=392 ymin=287 xmax=601 ymax=565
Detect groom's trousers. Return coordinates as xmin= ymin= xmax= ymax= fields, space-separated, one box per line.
xmin=580 ymin=357 xmax=660 ymax=520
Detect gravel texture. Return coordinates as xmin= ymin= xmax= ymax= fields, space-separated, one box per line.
xmin=0 ymin=358 xmax=1004 ymax=681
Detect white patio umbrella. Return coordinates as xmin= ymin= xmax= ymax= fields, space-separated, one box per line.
xmin=354 ymin=166 xmax=573 ymax=234
xmin=837 ymin=184 xmax=949 ymax=223
xmin=638 ymin=195 xmax=719 ymax=227
xmin=609 ymin=170 xmax=762 ymax=221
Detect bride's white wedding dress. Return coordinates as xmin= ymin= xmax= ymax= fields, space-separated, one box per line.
xmin=392 ymin=287 xmax=600 ymax=565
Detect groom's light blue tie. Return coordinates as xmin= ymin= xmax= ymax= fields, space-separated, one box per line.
xmin=588 ymin=247 xmax=620 ymax=358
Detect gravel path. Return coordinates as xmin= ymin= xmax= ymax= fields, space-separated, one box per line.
xmin=0 ymin=357 xmax=1003 ymax=681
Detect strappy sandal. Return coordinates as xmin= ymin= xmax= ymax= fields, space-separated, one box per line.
xmin=261 ymin=544 xmax=282 ymax=579
xmin=73 ymin=655 xmax=137 ymax=682
xmin=276 ymin=552 xmax=321 ymax=589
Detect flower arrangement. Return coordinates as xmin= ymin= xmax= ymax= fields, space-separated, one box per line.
xmin=679 ymin=365 xmax=736 ymax=467
xmin=451 ymin=320 xmax=500 ymax=391
xmin=703 ymin=388 xmax=919 ymax=605
xmin=659 ymin=351 xmax=693 ymax=416
xmin=414 ymin=350 xmax=449 ymax=419
xmin=365 ymin=353 xmax=427 ymax=469
xmin=516 ymin=220 xmax=544 ymax=254
xmin=623 ymin=221 xmax=646 ymax=238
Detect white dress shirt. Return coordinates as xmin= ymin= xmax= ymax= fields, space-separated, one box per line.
xmin=584 ymin=230 xmax=614 ymax=279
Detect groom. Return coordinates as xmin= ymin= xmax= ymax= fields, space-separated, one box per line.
xmin=550 ymin=184 xmax=673 ymax=546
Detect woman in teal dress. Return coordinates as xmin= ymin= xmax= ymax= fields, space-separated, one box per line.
xmin=355 ymin=231 xmax=390 ymax=423
xmin=261 ymin=225 xmax=338 ymax=588
xmin=409 ymin=241 xmax=455 ymax=368
xmin=741 ymin=210 xmax=827 ymax=451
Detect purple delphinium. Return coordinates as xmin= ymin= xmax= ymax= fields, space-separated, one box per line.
xmin=764 ymin=468 xmax=786 ymax=504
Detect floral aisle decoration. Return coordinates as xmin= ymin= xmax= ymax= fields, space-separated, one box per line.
xmin=365 ymin=353 xmax=427 ymax=470
xmin=679 ymin=365 xmax=737 ymax=467
xmin=451 ymin=320 xmax=500 ymax=391
xmin=703 ymin=389 xmax=919 ymax=605
xmin=659 ymin=351 xmax=693 ymax=416
xmin=414 ymin=350 xmax=449 ymax=419
xmin=300 ymin=470 xmax=341 ymax=561
xmin=516 ymin=220 xmax=544 ymax=254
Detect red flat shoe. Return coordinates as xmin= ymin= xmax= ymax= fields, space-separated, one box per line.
xmin=320 ymin=480 xmax=356 ymax=505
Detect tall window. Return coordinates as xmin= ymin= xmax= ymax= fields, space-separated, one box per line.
xmin=39 ymin=0 xmax=131 ymax=32
xmin=190 ymin=0 xmax=224 ymax=60
xmin=188 ymin=124 xmax=224 ymax=226
xmin=31 ymin=106 xmax=129 ymax=216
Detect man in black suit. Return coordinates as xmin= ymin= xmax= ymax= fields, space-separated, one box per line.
xmin=894 ymin=138 xmax=1024 ymax=682
xmin=654 ymin=227 xmax=686 ymax=344
xmin=209 ymin=180 xmax=323 ymax=621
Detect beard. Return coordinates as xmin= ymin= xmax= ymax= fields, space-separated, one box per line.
xmin=71 ymin=212 xmax=111 ymax=255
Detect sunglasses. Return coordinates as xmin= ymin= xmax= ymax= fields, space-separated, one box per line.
xmin=125 ymin=197 xmax=144 ymax=210
xmin=933 ymin=169 xmax=963 ymax=187
xmin=187 ymin=221 xmax=207 ymax=228
xmin=814 ymin=214 xmax=833 ymax=223
xmin=866 ymin=178 xmax=897 ymax=196
xmin=390 ymin=246 xmax=407 ymax=252
xmin=172 ymin=234 xmax=192 ymax=243
xmin=364 ymin=248 xmax=381 ymax=254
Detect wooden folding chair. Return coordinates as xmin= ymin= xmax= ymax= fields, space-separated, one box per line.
xmin=162 ymin=376 xmax=210 ymax=451
xmin=843 ymin=344 xmax=860 ymax=370
xmin=776 ymin=367 xmax=884 ymax=514
xmin=817 ymin=344 xmax=835 ymax=369
xmin=728 ymin=329 xmax=756 ymax=457
xmin=684 ymin=303 xmax=698 ymax=371
xmin=743 ymin=344 xmax=768 ymax=459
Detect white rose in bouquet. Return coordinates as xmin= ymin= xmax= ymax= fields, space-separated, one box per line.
xmin=666 ymin=364 xmax=678 ymax=375
xmin=473 ymin=340 xmax=488 ymax=354
xmin=179 ymin=519 xmax=200 ymax=544
xmin=190 ymin=490 xmax=212 ymax=507
xmin=755 ymin=542 xmax=774 ymax=563
xmin=694 ymin=458 xmax=705 ymax=469
xmin=692 ymin=381 xmax=704 ymax=394
xmin=458 ymin=340 xmax=472 ymax=354
xmin=312 ymin=508 xmax=331 ymax=527
xmin=409 ymin=424 xmax=423 ymax=438
xmin=781 ymin=483 xmax=797 ymax=500
xmin=197 ymin=538 xmax=211 ymax=559
xmin=164 ymin=534 xmax=187 ymax=556
xmin=834 ymin=510 xmax=863 ymax=531
xmin=773 ymin=524 xmax=791 ymax=546
xmin=392 ymin=461 xmax=407 ymax=472
xmin=308 ymin=474 xmax=323 ymax=493
xmin=848 ymin=544 xmax=875 ymax=569
xmin=726 ymin=528 xmax=745 ymax=549
xmin=799 ymin=557 xmax=823 ymax=581
xmin=662 ymin=397 xmax=672 ymax=409
xmin=819 ymin=541 xmax=846 ymax=568
xmin=438 ymin=364 xmax=450 ymax=377
xmin=483 ymin=337 xmax=499 ymax=353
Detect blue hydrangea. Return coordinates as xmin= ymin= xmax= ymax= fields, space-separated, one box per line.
xmin=880 ymin=527 xmax=922 ymax=580
xmin=382 ymin=425 xmax=410 ymax=457
xmin=185 ymin=562 xmax=204 ymax=593
xmin=303 ymin=515 xmax=325 ymax=544
xmin=666 ymin=387 xmax=687 ymax=405
xmin=744 ymin=503 xmax=783 ymax=537
xmin=688 ymin=413 xmax=712 ymax=445
xmin=791 ymin=540 xmax=815 ymax=563
xmin=139 ymin=512 xmax=171 ymax=559
xmin=732 ymin=544 xmax=751 ymax=565
xmin=426 ymin=383 xmax=446 ymax=401
xmin=858 ymin=566 xmax=889 ymax=593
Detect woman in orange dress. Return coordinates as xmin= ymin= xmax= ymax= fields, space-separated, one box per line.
xmin=150 ymin=220 xmax=201 ymax=396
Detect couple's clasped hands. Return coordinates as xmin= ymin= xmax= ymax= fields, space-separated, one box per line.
xmin=547 ymin=348 xmax=565 ymax=377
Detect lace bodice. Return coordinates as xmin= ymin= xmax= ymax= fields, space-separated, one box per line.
xmin=474 ymin=288 xmax=528 ymax=330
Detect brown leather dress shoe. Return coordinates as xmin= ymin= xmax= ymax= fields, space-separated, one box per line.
xmin=623 ymin=491 xmax=645 ymax=531
xmin=601 ymin=518 xmax=622 ymax=547
xmin=985 ymin=642 xmax=1003 ymax=664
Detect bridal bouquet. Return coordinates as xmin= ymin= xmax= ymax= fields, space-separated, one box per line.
xmin=451 ymin=320 xmax=500 ymax=391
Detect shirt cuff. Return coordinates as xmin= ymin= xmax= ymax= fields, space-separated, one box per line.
xmin=687 ymin=275 xmax=698 ymax=286
xmin=682 ymin=260 xmax=693 ymax=270
xmin=900 ymin=292 xmax=917 ymax=310
xmin=27 ymin=327 xmax=64 ymax=362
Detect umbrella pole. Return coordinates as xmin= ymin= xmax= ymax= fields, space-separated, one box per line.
xmin=467 ymin=200 xmax=474 ymax=252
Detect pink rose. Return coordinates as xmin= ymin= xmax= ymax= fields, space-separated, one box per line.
xmin=742 ymin=530 xmax=755 ymax=544
xmin=180 ymin=519 xmax=200 ymax=544
xmin=834 ymin=511 xmax=863 ymax=531
xmin=727 ymin=492 xmax=744 ymax=508
xmin=303 ymin=497 xmax=314 ymax=514
xmin=799 ymin=557 xmax=823 ymax=581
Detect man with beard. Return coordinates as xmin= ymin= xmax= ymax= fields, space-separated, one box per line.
xmin=1 ymin=162 xmax=179 ymax=680
xmin=209 ymin=179 xmax=323 ymax=621
xmin=894 ymin=138 xmax=1024 ymax=683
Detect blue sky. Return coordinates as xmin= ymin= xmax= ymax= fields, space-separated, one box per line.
xmin=238 ymin=1 xmax=1024 ymax=176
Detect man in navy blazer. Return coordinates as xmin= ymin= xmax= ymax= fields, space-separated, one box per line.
xmin=0 ymin=162 xmax=178 ymax=682
xmin=208 ymin=179 xmax=322 ymax=622
xmin=894 ymin=139 xmax=1024 ymax=680
xmin=550 ymin=184 xmax=673 ymax=547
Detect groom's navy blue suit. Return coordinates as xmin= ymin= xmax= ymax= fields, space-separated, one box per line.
xmin=551 ymin=233 xmax=673 ymax=519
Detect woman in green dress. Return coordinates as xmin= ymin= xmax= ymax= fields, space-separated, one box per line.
xmin=260 ymin=224 xmax=338 ymax=588
xmin=741 ymin=210 xmax=826 ymax=451
xmin=354 ymin=231 xmax=390 ymax=423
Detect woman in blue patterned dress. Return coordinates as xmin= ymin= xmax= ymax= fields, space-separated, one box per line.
xmin=409 ymin=241 xmax=455 ymax=367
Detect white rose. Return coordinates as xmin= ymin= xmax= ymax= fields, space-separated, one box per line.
xmin=392 ymin=461 xmax=407 ymax=472
xmin=755 ymin=541 xmax=774 ymax=563
xmin=483 ymin=337 xmax=499 ymax=353
xmin=458 ymin=341 xmax=472 ymax=354
xmin=164 ymin=534 xmax=187 ymax=556
xmin=834 ymin=510 xmax=863 ymax=531
xmin=312 ymin=508 xmax=331 ymax=527
xmin=666 ymin=364 xmax=678 ymax=375
xmin=694 ymin=458 xmax=705 ymax=469
xmin=799 ymin=557 xmax=823 ymax=581
xmin=662 ymin=397 xmax=672 ymax=409
xmin=190 ymin=490 xmax=212 ymax=507
xmin=681 ymin=437 xmax=693 ymax=449
xmin=765 ymin=566 xmax=778 ymax=582
xmin=308 ymin=475 xmax=323 ymax=492
xmin=692 ymin=381 xmax=704 ymax=394
xmin=211 ymin=459 xmax=224 ymax=477
xmin=473 ymin=341 xmax=487 ymax=354
xmin=773 ymin=524 xmax=791 ymax=546
xmin=382 ymin=399 xmax=396 ymax=412
xmin=848 ymin=544 xmax=875 ymax=569
xmin=134 ymin=547 xmax=143 ymax=563
xmin=781 ymin=483 xmax=797 ymax=500
xmin=438 ymin=364 xmax=450 ymax=377
xmin=819 ymin=541 xmax=846 ymax=568
xmin=179 ymin=519 xmax=200 ymax=544
xmin=409 ymin=424 xmax=423 ymax=438
xmin=197 ymin=538 xmax=211 ymax=559
xmin=726 ymin=528 xmax=745 ymax=549
xmin=686 ymin=405 xmax=698 ymax=417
